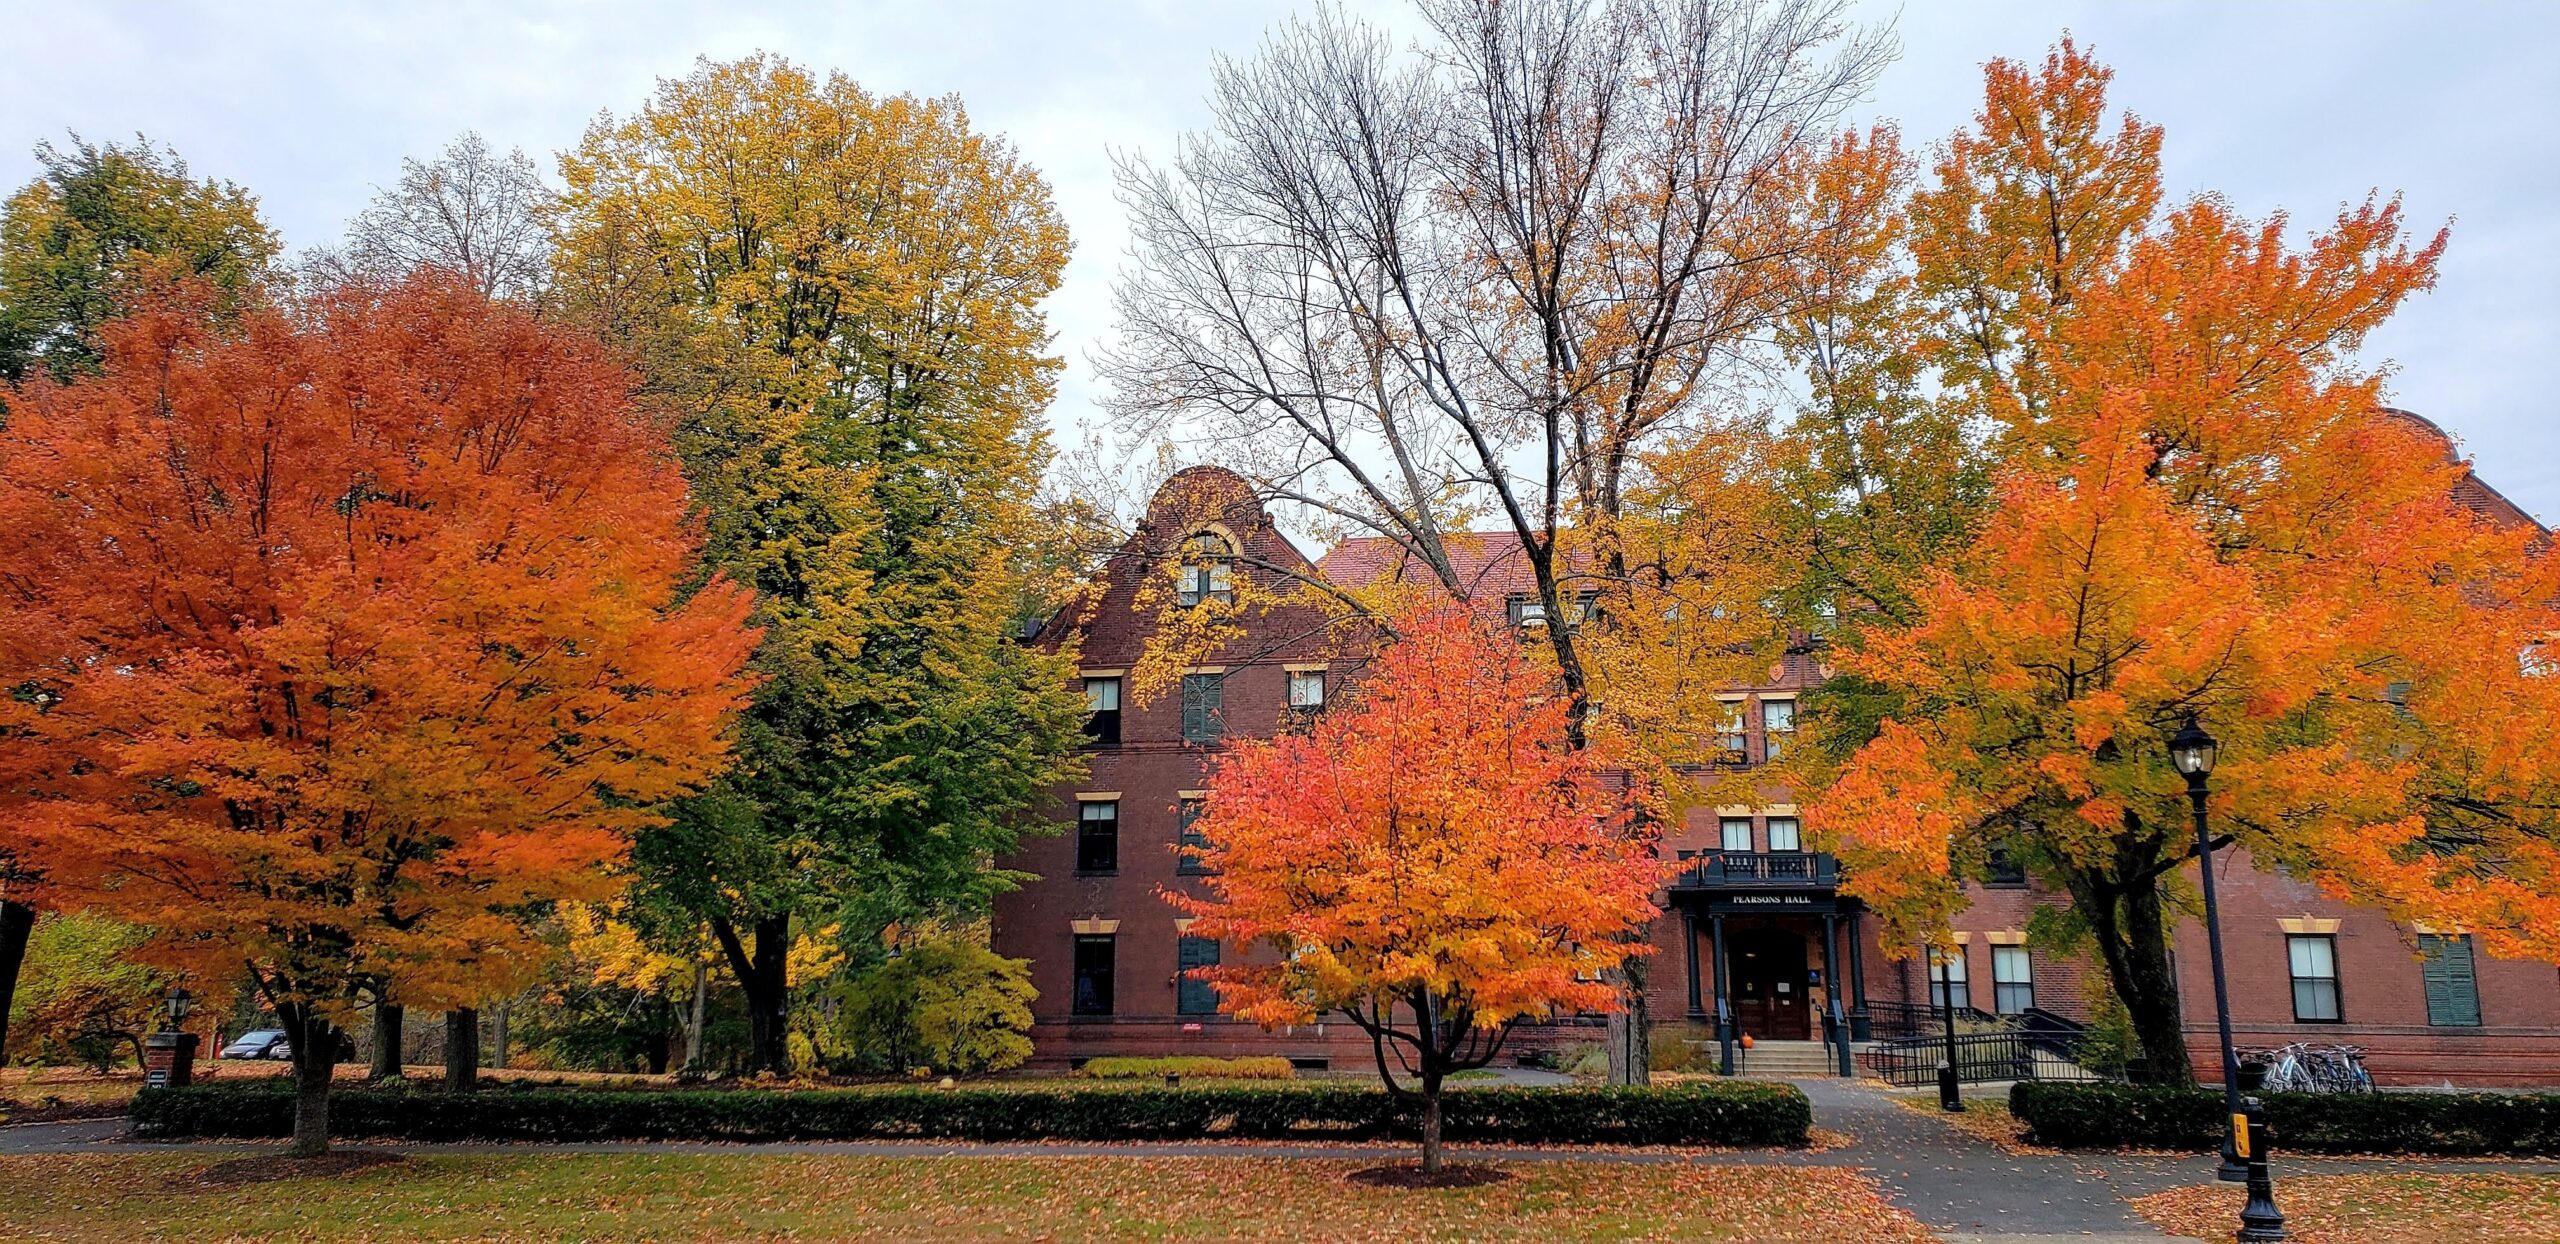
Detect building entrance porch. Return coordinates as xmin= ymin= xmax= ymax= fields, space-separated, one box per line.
xmin=1678 ymin=896 xmax=1872 ymax=1076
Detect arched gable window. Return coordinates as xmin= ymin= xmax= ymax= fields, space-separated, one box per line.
xmin=1176 ymin=530 xmax=1236 ymax=607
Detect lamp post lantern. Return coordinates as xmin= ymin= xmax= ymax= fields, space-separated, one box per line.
xmin=2170 ymin=716 xmax=2285 ymax=1239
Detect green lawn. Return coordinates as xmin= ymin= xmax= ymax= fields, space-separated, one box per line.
xmin=0 ymin=1153 xmax=1932 ymax=1242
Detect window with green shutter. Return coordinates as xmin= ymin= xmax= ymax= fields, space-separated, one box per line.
xmin=2419 ymin=933 xmax=2481 ymax=1027
xmin=1176 ymin=936 xmax=1220 ymax=1015
xmin=1176 ymin=798 xmax=1213 ymax=875
xmin=1181 ymin=674 xmax=1223 ymax=743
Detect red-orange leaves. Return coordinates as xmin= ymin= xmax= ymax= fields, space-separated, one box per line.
xmin=1170 ymin=606 xmax=1664 ymax=1033
xmin=0 ymin=275 xmax=758 ymax=1019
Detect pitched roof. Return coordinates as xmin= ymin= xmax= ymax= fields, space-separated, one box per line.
xmin=1313 ymin=530 xmax=1544 ymax=597
xmin=2380 ymin=408 xmax=2547 ymax=535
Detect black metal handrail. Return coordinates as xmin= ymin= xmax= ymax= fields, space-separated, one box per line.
xmin=1858 ymin=1027 xmax=2117 ymax=1087
xmin=1673 ymin=849 xmax=1838 ymax=888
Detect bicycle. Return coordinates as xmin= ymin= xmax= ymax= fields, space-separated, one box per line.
xmin=2243 ymin=1042 xmax=2371 ymax=1093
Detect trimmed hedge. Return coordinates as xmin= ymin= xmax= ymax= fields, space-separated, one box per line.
xmin=132 ymin=1079 xmax=1809 ymax=1147
xmin=2010 ymin=1081 xmax=2560 ymax=1155
xmin=1078 ymin=1056 xmax=1295 ymax=1080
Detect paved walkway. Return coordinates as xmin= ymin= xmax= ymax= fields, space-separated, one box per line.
xmin=7 ymin=1082 xmax=2555 ymax=1243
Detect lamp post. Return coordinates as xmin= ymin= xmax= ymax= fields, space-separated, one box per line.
xmin=2171 ymin=717 xmax=2284 ymax=1240
xmin=1934 ymin=949 xmax=1961 ymax=1111
xmin=162 ymin=986 xmax=194 ymax=1031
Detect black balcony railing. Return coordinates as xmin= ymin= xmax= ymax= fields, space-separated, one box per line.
xmin=1673 ymin=850 xmax=1838 ymax=889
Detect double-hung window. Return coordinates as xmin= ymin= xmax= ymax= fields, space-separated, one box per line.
xmin=1076 ymin=800 xmax=1119 ymax=873
xmin=1180 ymin=673 xmax=1224 ymax=744
xmin=1765 ymin=816 xmax=1802 ymax=853
xmin=1928 ymin=946 xmax=1969 ymax=1011
xmin=1083 ymin=676 xmax=1122 ymax=744
xmin=1719 ymin=817 xmax=1754 ymax=853
xmin=1285 ymin=669 xmax=1325 ymax=730
xmin=2287 ymin=934 xmax=2341 ymax=1022
xmin=1991 ymin=945 xmax=2034 ymax=1015
xmin=1761 ymin=698 xmax=1796 ymax=761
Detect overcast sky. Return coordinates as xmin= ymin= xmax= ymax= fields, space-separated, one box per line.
xmin=4 ymin=0 xmax=2550 ymax=523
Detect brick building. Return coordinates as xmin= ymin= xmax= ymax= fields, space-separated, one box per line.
xmin=992 ymin=418 xmax=2560 ymax=1084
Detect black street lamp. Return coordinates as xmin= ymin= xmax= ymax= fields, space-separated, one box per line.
xmin=2169 ymin=715 xmax=2285 ymax=1240
xmin=161 ymin=986 xmax=194 ymax=1031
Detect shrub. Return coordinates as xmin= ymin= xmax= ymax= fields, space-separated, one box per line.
xmin=2010 ymin=1081 xmax=2560 ymax=1156
xmin=133 ymin=1078 xmax=1810 ymax=1147
xmin=1649 ymin=1026 xmax=1713 ymax=1074
xmin=1077 ymin=1056 xmax=1293 ymax=1081
xmin=830 ymin=939 xmax=1035 ymax=1075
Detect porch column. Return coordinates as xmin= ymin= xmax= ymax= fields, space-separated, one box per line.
xmin=1848 ymin=910 xmax=1872 ymax=1042
xmin=1710 ymin=913 xmax=1733 ymax=1075
xmin=1823 ymin=914 xmax=1851 ymax=1076
xmin=1682 ymin=907 xmax=1705 ymax=1020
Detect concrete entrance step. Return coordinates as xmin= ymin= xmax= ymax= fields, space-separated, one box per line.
xmin=1727 ymin=1039 xmax=1867 ymax=1078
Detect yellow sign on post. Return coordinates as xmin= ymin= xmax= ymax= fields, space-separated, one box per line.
xmin=2231 ymin=1113 xmax=2252 ymax=1158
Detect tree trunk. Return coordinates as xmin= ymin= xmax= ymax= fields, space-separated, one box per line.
xmin=0 ymin=900 xmax=34 ymax=1063
xmin=712 ymin=913 xmax=791 ymax=1076
xmin=682 ymin=959 xmax=708 ymax=1073
xmin=491 ymin=998 xmax=510 ymax=1071
xmin=285 ymin=1008 xmax=337 ymax=1158
xmin=2070 ymin=859 xmax=2195 ymax=1086
xmin=1418 ymin=1076 xmax=1445 ymax=1175
xmin=444 ymin=1007 xmax=480 ymax=1092
xmin=1605 ymin=956 xmax=1652 ymax=1086
xmin=369 ymin=1003 xmax=404 ymax=1080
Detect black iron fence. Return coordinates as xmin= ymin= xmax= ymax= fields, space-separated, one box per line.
xmin=1860 ymin=1027 xmax=2117 ymax=1087
xmin=1672 ymin=850 xmax=1839 ymax=888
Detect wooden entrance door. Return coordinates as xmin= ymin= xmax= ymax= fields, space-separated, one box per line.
xmin=1726 ymin=928 xmax=1810 ymax=1040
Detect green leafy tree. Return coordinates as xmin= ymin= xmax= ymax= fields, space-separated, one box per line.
xmin=0 ymin=135 xmax=276 ymax=385
xmin=4 ymin=910 xmax=166 ymax=1071
xmin=831 ymin=934 xmax=1035 ymax=1075
xmin=552 ymin=55 xmax=1087 ymax=1074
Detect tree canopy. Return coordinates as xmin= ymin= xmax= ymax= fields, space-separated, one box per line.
xmin=0 ymin=275 xmax=757 ymax=1148
xmin=550 ymin=54 xmax=1088 ymax=1073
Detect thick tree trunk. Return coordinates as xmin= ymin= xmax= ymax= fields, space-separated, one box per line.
xmin=369 ymin=1003 xmax=404 ymax=1080
xmin=2069 ymin=855 xmax=2195 ymax=1087
xmin=444 ymin=1007 xmax=480 ymax=1092
xmin=712 ymin=913 xmax=791 ymax=1076
xmin=285 ymin=1008 xmax=338 ymax=1158
xmin=0 ymin=900 xmax=34 ymax=1063
xmin=491 ymin=998 xmax=510 ymax=1071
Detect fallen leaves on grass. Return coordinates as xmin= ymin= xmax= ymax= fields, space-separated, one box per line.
xmin=2134 ymin=1172 xmax=2560 ymax=1243
xmin=180 ymin=1152 xmax=405 ymax=1191
xmin=0 ymin=1153 xmax=1938 ymax=1242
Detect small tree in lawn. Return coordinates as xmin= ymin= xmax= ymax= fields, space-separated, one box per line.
xmin=0 ymin=276 xmax=757 ymax=1154
xmin=1173 ymin=606 xmax=1664 ymax=1176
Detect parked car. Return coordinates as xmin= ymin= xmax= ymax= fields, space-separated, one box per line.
xmin=220 ymin=1029 xmax=291 ymax=1060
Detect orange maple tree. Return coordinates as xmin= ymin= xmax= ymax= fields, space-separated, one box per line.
xmin=0 ymin=275 xmax=757 ymax=1152
xmin=1172 ymin=606 xmax=1663 ymax=1173
xmin=1801 ymin=44 xmax=2560 ymax=1083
